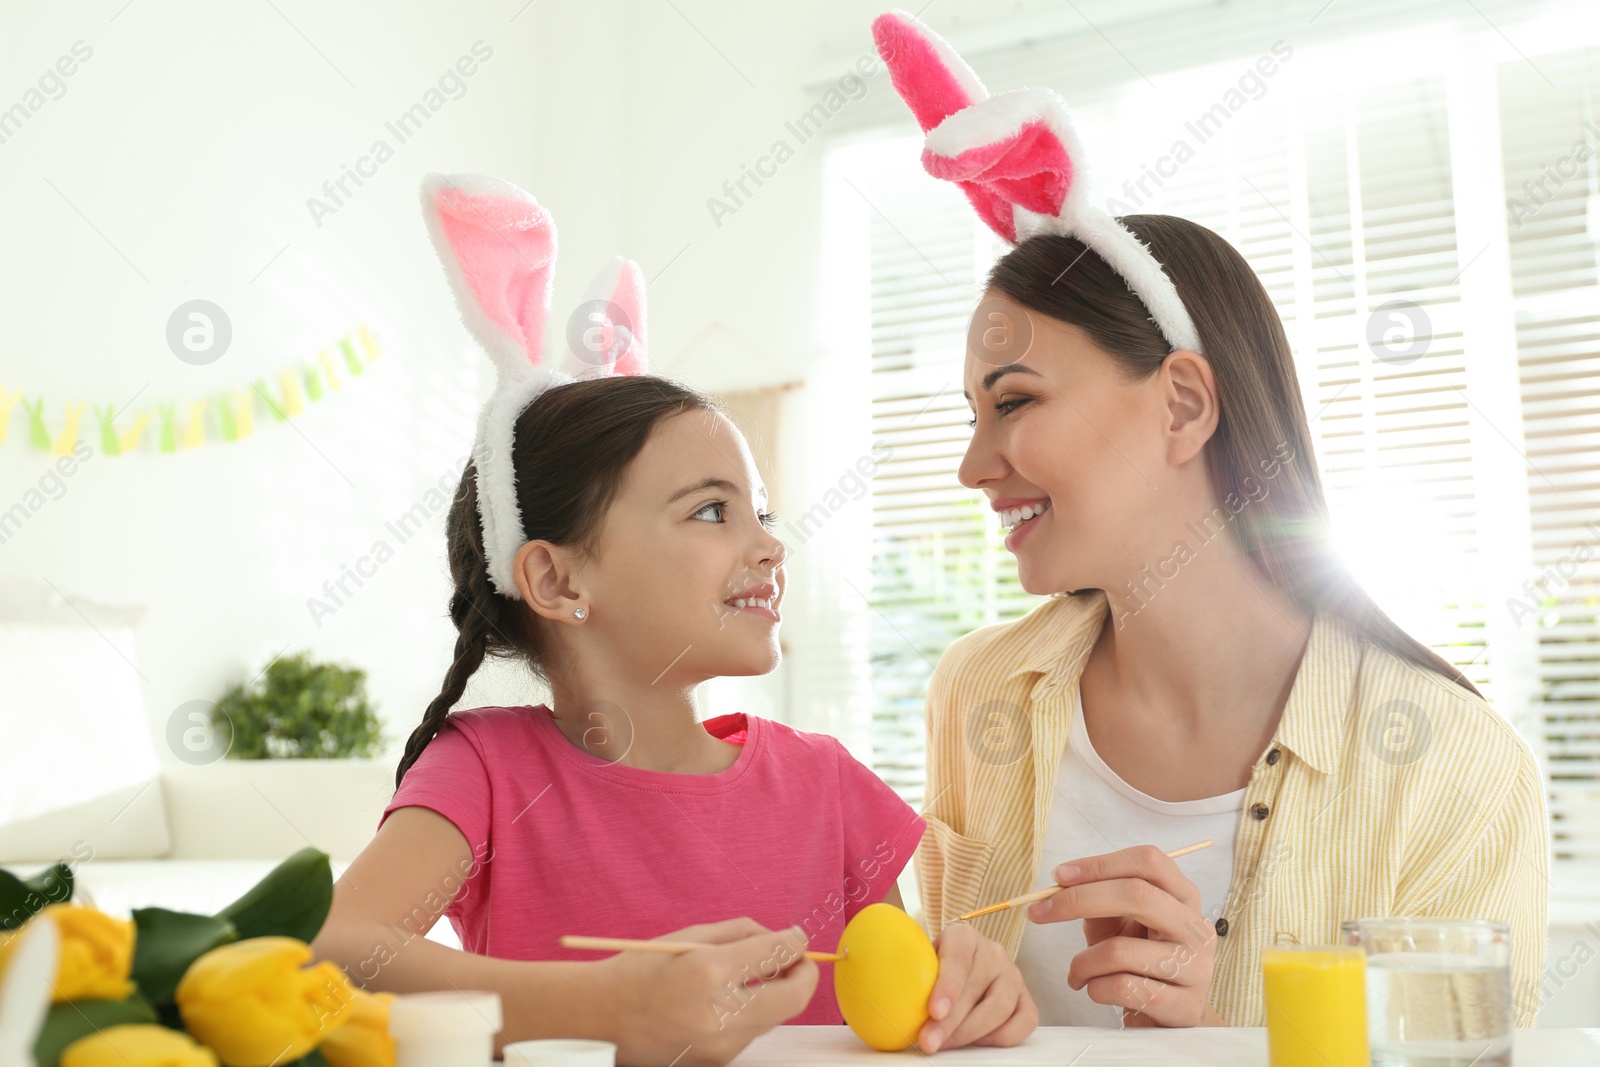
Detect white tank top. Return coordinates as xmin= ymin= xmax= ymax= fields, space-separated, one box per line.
xmin=1013 ymin=686 xmax=1245 ymax=1026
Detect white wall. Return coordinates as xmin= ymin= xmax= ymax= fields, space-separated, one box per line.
xmin=0 ymin=0 xmax=1112 ymax=762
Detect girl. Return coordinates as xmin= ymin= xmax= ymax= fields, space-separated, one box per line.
xmin=308 ymin=173 xmax=1037 ymax=1064
xmin=872 ymin=10 xmax=1547 ymax=1031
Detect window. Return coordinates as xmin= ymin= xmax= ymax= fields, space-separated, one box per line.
xmin=1501 ymin=46 xmax=1600 ymax=866
xmin=826 ymin=10 xmax=1600 ymax=867
xmin=851 ymin=142 xmax=1039 ymax=810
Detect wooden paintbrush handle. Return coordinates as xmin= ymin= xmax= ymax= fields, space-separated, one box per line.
xmin=559 ymin=935 xmax=844 ymax=962
xmin=954 ymin=838 xmax=1215 ymax=922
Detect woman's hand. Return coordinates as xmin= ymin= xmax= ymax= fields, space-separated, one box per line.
xmin=595 ymin=918 xmax=817 ymax=1066
xmin=1026 ymin=845 xmax=1222 ymax=1027
xmin=916 ymin=922 xmax=1038 ymax=1052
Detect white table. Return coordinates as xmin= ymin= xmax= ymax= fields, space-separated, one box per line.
xmin=731 ymin=1026 xmax=1600 ymax=1064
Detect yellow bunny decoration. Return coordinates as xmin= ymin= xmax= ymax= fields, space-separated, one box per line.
xmin=51 ymin=402 xmax=86 ymax=456
xmin=0 ymin=386 xmax=21 ymax=447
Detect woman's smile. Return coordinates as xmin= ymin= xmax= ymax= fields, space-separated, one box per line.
xmin=995 ymin=496 xmax=1052 ymax=552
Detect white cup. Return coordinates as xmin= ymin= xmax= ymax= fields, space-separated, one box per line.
xmin=502 ymin=1039 xmax=616 ymax=1067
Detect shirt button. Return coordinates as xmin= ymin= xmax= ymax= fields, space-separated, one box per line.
xmin=1266 ymin=748 xmax=1281 ymax=765
xmin=1215 ymin=917 xmax=1229 ymax=936
xmin=1251 ymin=803 xmax=1270 ymax=820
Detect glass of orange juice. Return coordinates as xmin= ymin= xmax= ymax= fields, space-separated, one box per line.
xmin=1262 ymin=944 xmax=1369 ymax=1067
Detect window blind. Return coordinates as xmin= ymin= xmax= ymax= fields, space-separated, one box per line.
xmin=1500 ymin=46 xmax=1600 ymax=863
xmin=860 ymin=159 xmax=1043 ymax=809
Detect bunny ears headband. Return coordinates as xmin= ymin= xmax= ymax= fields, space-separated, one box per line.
xmin=421 ymin=172 xmax=649 ymax=601
xmin=870 ymin=10 xmax=1202 ymax=354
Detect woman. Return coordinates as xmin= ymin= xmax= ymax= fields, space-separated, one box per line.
xmin=867 ymin=9 xmax=1549 ymax=1034
xmin=922 ymin=223 xmax=1547 ymax=1030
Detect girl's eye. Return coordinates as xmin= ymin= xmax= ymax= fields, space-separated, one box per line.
xmin=692 ymin=501 xmax=726 ymax=522
xmin=692 ymin=501 xmax=781 ymax=529
xmin=967 ymin=397 xmax=1030 ymax=428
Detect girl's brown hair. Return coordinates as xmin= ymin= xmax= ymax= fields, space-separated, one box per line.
xmin=987 ymin=217 xmax=1482 ymax=699
xmin=394 ymin=375 xmax=724 ymax=789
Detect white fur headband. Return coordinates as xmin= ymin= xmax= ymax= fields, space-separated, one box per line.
xmin=420 ymin=172 xmax=650 ymax=600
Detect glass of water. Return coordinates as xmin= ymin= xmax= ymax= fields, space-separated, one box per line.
xmin=1341 ymin=918 xmax=1513 ymax=1067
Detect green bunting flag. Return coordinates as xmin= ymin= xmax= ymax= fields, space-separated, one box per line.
xmin=0 ymin=325 xmax=379 ymax=456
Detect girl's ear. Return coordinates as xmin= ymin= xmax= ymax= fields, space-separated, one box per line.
xmin=420 ymin=172 xmax=557 ymax=379
xmin=563 ymin=255 xmax=649 ymax=378
xmin=512 ymin=539 xmax=588 ymax=622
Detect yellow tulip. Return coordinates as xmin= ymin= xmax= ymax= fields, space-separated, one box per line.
xmin=0 ymin=926 xmax=23 ymax=976
xmin=61 ymin=1024 xmax=219 ymax=1067
xmin=176 ymin=937 xmax=356 ymax=1067
xmin=0 ymin=903 xmax=137 ymax=1002
xmin=318 ymin=988 xmax=397 ymax=1067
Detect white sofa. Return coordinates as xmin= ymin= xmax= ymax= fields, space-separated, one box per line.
xmin=0 ymin=571 xmax=458 ymax=948
xmin=3 ymin=759 xmax=457 ymax=950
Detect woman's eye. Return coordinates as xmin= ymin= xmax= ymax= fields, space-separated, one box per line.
xmin=692 ymin=501 xmax=725 ymax=522
xmin=967 ymin=397 xmax=1030 ymax=428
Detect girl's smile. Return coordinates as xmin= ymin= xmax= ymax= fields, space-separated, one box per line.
xmin=724 ymin=580 xmax=780 ymax=621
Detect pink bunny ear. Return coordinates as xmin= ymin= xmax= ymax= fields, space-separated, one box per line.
xmin=871 ymin=10 xmax=988 ymax=132
xmin=564 ymin=255 xmax=648 ymax=377
xmin=873 ymin=11 xmax=1082 ymax=244
xmin=606 ymin=259 xmax=648 ymax=376
xmin=421 ymin=172 xmax=556 ymax=378
xmin=923 ymin=88 xmax=1082 ymax=242
xmin=869 ymin=9 xmax=1203 ymax=354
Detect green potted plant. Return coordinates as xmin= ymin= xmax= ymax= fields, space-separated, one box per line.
xmin=213 ymin=652 xmax=383 ymax=760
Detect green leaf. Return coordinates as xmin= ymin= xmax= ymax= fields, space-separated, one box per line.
xmin=215 ymin=847 xmax=333 ymax=943
xmin=215 ymin=650 xmax=383 ymax=760
xmin=130 ymin=908 xmax=239 ymax=1005
xmin=0 ymin=863 xmax=74 ymax=931
xmin=33 ymin=997 xmax=158 ymax=1067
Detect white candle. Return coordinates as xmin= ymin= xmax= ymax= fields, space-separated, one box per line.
xmin=388 ymin=990 xmax=503 ymax=1067
xmin=503 ymin=1039 xmax=615 ymax=1067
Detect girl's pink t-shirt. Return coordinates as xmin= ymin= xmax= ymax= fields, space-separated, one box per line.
xmin=379 ymin=705 xmax=926 ymax=1025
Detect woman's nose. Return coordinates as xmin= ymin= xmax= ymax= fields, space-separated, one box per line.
xmin=958 ymin=425 xmax=1003 ymax=490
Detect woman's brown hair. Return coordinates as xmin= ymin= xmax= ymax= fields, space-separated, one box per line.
xmin=986 ymin=216 xmax=1483 ymax=699
xmin=394 ymin=375 xmax=724 ymax=789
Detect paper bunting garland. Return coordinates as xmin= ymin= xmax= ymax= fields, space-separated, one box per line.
xmin=0 ymin=325 xmax=379 ymax=456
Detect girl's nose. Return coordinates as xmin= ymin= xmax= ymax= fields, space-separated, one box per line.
xmin=761 ymin=533 xmax=787 ymax=570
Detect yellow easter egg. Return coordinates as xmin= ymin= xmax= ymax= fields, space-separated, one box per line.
xmin=833 ymin=903 xmax=940 ymax=1051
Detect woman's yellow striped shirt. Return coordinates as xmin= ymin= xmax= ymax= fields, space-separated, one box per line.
xmin=915 ymin=588 xmax=1550 ymax=1027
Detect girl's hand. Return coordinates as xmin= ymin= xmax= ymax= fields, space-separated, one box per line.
xmin=1026 ymin=845 xmax=1223 ymax=1027
xmin=596 ymin=917 xmax=817 ymax=1066
xmin=917 ymin=922 xmax=1039 ymax=1052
